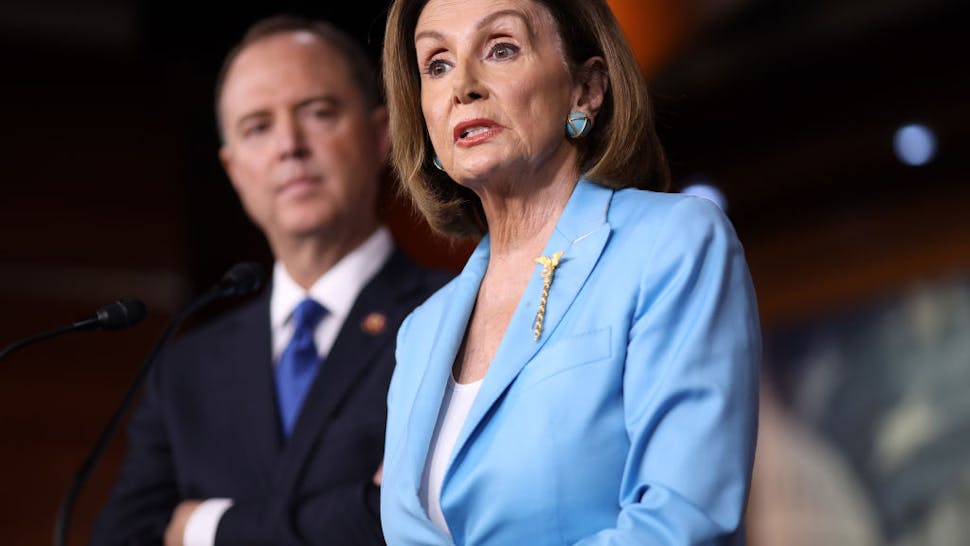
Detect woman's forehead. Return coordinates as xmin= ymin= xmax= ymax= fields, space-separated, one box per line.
xmin=415 ymin=0 xmax=554 ymax=40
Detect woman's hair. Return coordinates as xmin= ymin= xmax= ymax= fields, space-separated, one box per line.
xmin=383 ymin=0 xmax=670 ymax=237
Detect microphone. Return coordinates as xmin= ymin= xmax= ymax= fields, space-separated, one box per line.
xmin=74 ymin=299 xmax=148 ymax=331
xmin=54 ymin=262 xmax=266 ymax=546
xmin=0 ymin=299 xmax=147 ymax=363
xmin=213 ymin=261 xmax=266 ymax=298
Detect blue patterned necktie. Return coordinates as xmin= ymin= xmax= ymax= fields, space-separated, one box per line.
xmin=276 ymin=298 xmax=327 ymax=439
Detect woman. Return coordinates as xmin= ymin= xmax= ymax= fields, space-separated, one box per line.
xmin=380 ymin=0 xmax=760 ymax=544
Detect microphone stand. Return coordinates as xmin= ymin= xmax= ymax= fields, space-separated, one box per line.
xmin=1 ymin=299 xmax=146 ymax=363
xmin=0 ymin=324 xmax=78 ymax=362
xmin=53 ymin=293 xmax=218 ymax=546
xmin=54 ymin=262 xmax=262 ymax=546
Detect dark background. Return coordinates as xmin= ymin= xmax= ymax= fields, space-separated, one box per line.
xmin=1 ymin=0 xmax=967 ymax=544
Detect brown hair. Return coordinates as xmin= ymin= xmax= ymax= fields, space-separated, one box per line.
xmin=383 ymin=0 xmax=670 ymax=238
xmin=215 ymin=14 xmax=379 ymax=140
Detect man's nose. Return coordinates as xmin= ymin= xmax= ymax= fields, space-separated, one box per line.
xmin=277 ymin=116 xmax=311 ymax=160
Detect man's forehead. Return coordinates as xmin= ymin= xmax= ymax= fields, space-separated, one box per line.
xmin=228 ymin=32 xmax=346 ymax=82
xmin=288 ymin=30 xmax=319 ymax=46
xmin=221 ymin=33 xmax=351 ymax=113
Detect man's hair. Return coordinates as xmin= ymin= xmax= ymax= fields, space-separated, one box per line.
xmin=214 ymin=14 xmax=380 ymax=140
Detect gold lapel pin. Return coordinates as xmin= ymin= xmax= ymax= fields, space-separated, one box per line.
xmin=361 ymin=312 xmax=387 ymax=336
xmin=532 ymin=251 xmax=564 ymax=341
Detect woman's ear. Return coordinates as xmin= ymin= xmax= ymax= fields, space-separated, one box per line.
xmin=573 ymin=56 xmax=608 ymax=117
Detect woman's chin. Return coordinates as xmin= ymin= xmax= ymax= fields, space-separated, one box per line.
xmin=450 ymin=157 xmax=524 ymax=189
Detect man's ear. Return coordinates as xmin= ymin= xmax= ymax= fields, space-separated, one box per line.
xmin=219 ymin=144 xmax=241 ymax=191
xmin=573 ymin=56 xmax=609 ymax=118
xmin=371 ymin=105 xmax=391 ymax=162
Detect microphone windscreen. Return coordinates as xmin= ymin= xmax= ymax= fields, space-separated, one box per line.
xmin=218 ymin=262 xmax=266 ymax=297
xmin=95 ymin=299 xmax=147 ymax=330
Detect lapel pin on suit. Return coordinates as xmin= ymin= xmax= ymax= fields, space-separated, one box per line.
xmin=533 ymin=251 xmax=564 ymax=340
xmin=361 ymin=311 xmax=388 ymax=336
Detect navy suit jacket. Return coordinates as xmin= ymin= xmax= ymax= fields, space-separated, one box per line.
xmin=93 ymin=248 xmax=448 ymax=545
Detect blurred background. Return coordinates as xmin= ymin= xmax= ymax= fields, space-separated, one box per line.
xmin=1 ymin=0 xmax=967 ymax=544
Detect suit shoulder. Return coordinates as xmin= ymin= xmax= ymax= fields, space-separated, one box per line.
xmin=609 ymin=189 xmax=738 ymax=245
xmin=610 ymin=188 xmax=725 ymax=225
xmin=400 ymin=272 xmax=460 ymax=330
xmin=414 ymin=266 xmax=453 ymax=297
xmin=381 ymin=248 xmax=454 ymax=302
xmin=165 ymin=293 xmax=265 ymax=359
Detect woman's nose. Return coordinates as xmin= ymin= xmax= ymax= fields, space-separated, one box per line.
xmin=452 ymin=62 xmax=488 ymax=105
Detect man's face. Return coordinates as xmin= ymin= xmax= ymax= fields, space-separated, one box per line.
xmin=219 ymin=32 xmax=387 ymax=247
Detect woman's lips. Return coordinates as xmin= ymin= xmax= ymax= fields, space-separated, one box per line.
xmin=454 ymin=119 xmax=502 ymax=147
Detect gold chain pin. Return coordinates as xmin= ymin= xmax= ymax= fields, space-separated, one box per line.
xmin=532 ymin=251 xmax=564 ymax=341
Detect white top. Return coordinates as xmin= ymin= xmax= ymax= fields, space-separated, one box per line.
xmin=420 ymin=375 xmax=483 ymax=537
xmin=182 ymin=227 xmax=393 ymax=546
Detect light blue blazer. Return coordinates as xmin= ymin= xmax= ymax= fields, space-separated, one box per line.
xmin=382 ymin=179 xmax=761 ymax=545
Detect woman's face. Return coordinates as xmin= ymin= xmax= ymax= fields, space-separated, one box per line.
xmin=415 ymin=0 xmax=579 ymax=190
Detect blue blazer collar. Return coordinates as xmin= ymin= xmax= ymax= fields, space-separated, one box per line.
xmin=399 ymin=179 xmax=614 ymax=512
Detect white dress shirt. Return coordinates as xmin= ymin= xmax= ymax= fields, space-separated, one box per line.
xmin=183 ymin=227 xmax=393 ymax=546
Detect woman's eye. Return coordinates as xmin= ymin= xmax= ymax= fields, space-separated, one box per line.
xmin=426 ymin=59 xmax=450 ymax=78
xmin=490 ymin=43 xmax=519 ymax=61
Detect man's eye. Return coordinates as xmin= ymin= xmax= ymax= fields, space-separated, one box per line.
xmin=490 ymin=43 xmax=519 ymax=60
xmin=243 ymin=123 xmax=270 ymax=138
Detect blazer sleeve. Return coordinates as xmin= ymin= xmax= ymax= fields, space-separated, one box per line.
xmin=90 ymin=350 xmax=180 ymax=546
xmin=576 ymin=197 xmax=761 ymax=545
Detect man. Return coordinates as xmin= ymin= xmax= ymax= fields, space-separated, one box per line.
xmin=93 ymin=16 xmax=447 ymax=545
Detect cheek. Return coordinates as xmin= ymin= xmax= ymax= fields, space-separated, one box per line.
xmin=421 ymin=90 xmax=449 ymax=151
xmin=229 ymin=170 xmax=273 ymax=225
xmin=312 ymin=127 xmax=361 ymax=170
xmin=518 ymin=73 xmax=572 ymax=141
xmin=313 ymin=130 xmax=378 ymax=198
xmin=228 ymin=159 xmax=266 ymax=200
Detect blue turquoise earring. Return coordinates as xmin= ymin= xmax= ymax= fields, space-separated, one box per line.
xmin=432 ymin=156 xmax=444 ymax=171
xmin=566 ymin=111 xmax=592 ymax=139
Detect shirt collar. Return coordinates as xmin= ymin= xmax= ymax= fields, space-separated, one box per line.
xmin=270 ymin=226 xmax=394 ymax=331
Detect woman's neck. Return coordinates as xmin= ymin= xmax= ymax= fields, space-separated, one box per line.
xmin=476 ymin=152 xmax=581 ymax=259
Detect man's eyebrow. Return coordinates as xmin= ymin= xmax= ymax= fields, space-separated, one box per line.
xmin=295 ymin=95 xmax=339 ymax=110
xmin=414 ymin=9 xmax=534 ymax=44
xmin=233 ymin=96 xmax=339 ymax=130
xmin=235 ymin=110 xmax=269 ymax=132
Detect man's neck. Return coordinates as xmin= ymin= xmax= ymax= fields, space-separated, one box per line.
xmin=272 ymin=224 xmax=379 ymax=290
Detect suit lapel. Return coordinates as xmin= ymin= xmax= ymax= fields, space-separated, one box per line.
xmin=274 ymin=249 xmax=422 ymax=490
xmin=399 ymin=240 xmax=489 ymax=495
xmin=446 ymin=180 xmax=614 ymax=476
xmin=222 ymin=289 xmax=279 ymax=490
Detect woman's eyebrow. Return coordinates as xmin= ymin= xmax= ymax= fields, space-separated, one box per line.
xmin=476 ymin=9 xmax=534 ymax=39
xmin=414 ymin=29 xmax=445 ymax=44
xmin=414 ymin=9 xmax=535 ymax=44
